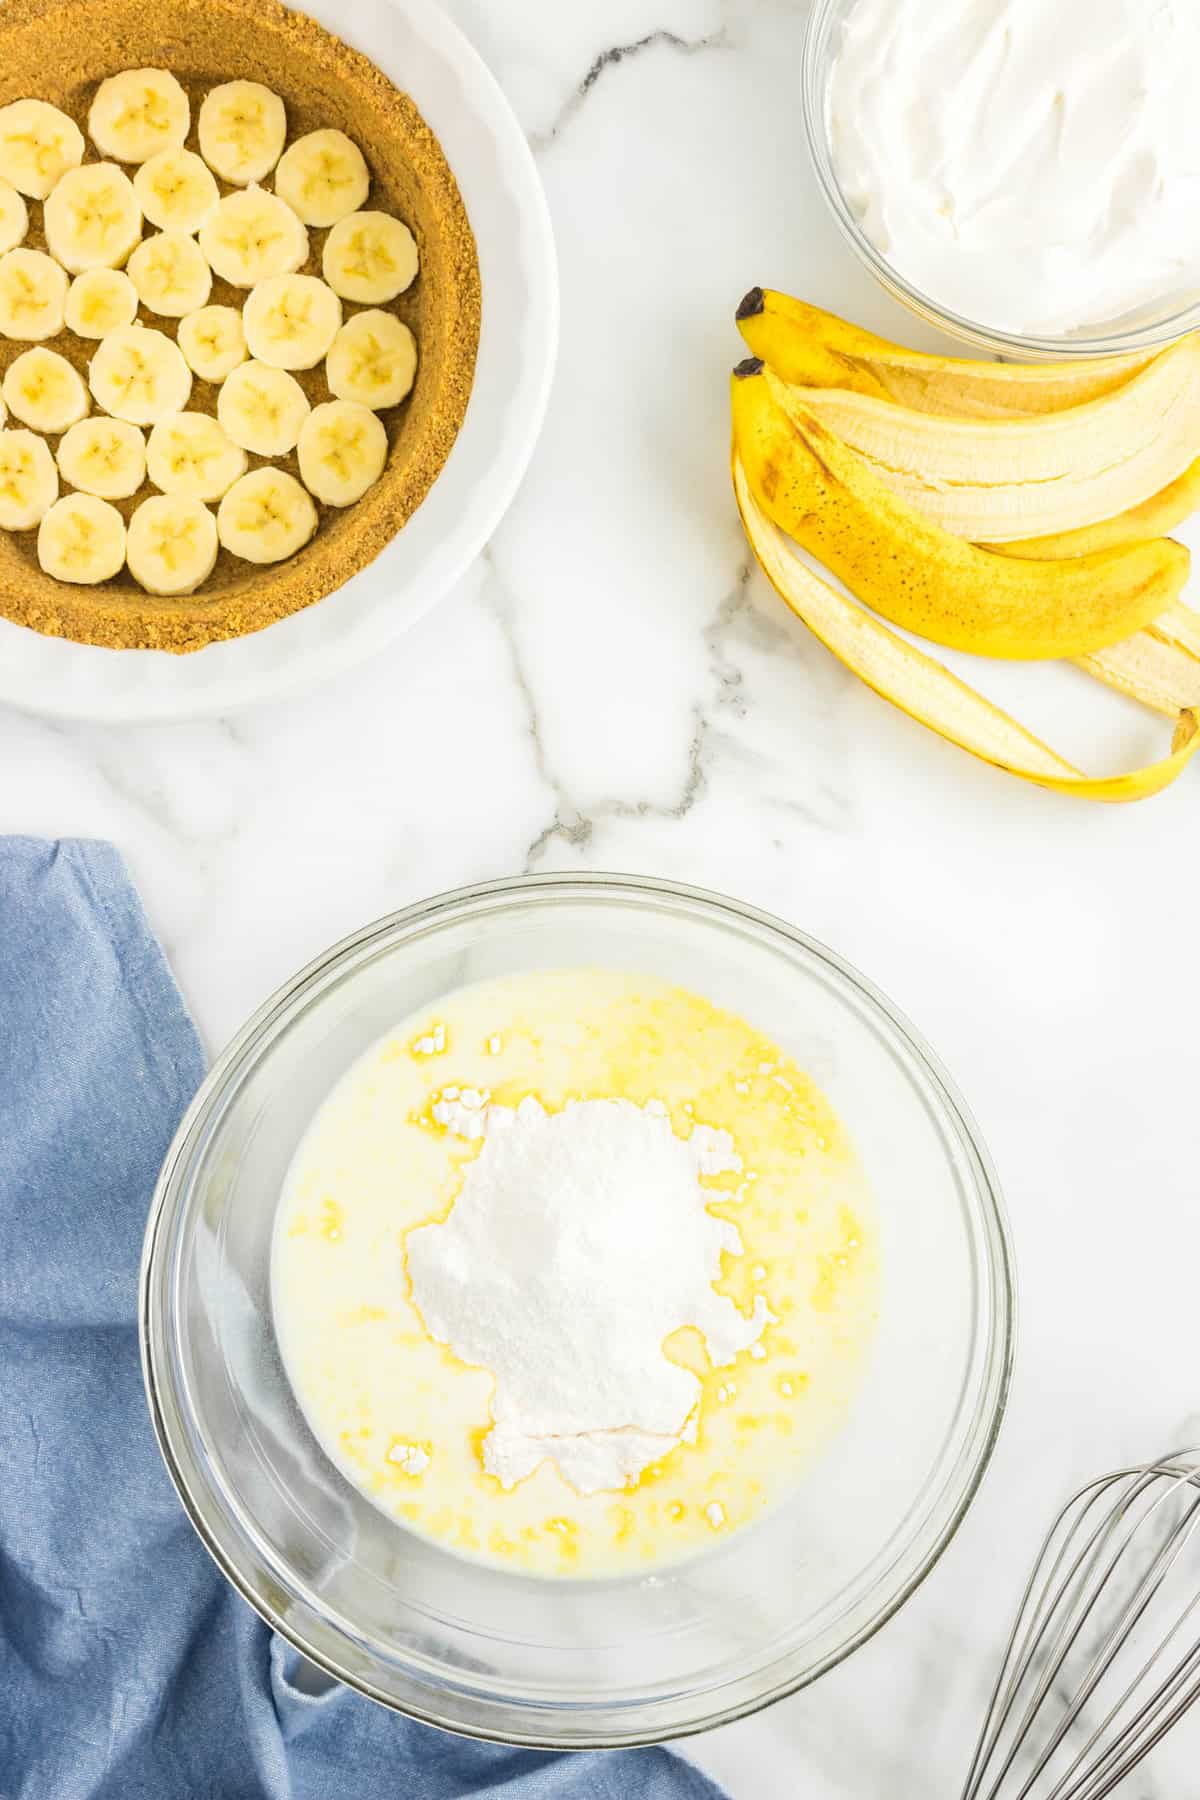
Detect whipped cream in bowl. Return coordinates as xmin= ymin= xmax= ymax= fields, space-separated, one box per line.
xmin=804 ymin=0 xmax=1200 ymax=354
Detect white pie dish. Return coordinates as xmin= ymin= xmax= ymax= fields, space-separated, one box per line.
xmin=0 ymin=0 xmax=557 ymax=721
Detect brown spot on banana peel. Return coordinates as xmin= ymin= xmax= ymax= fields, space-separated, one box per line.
xmin=730 ymin=362 xmax=1190 ymax=661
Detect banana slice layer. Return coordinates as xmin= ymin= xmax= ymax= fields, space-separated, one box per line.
xmin=37 ymin=492 xmax=126 ymax=584
xmin=57 ymin=417 xmax=147 ymax=499
xmin=146 ymin=411 xmax=247 ymax=502
xmin=89 ymin=69 xmax=190 ymax=165
xmin=217 ymin=466 xmax=317 ymax=564
xmin=44 ymin=163 xmax=143 ymax=273
xmin=65 ymin=269 xmax=139 ymax=340
xmin=127 ymin=493 xmax=218 ymax=594
xmin=177 ymin=305 xmax=248 ymax=385
xmin=198 ymin=82 xmax=287 ymax=186
xmin=4 ymin=347 xmax=89 ymax=433
xmin=0 ymin=427 xmax=58 ymax=528
xmin=89 ymin=324 xmax=193 ymax=426
xmin=243 ymin=273 xmax=342 ymax=371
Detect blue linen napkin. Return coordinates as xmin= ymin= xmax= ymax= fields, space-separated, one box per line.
xmin=0 ymin=838 xmax=727 ymax=1800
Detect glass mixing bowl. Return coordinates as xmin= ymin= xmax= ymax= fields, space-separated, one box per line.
xmin=802 ymin=0 xmax=1200 ymax=359
xmin=140 ymin=873 xmax=1015 ymax=1747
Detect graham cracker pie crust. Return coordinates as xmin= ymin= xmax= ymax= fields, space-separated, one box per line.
xmin=0 ymin=0 xmax=481 ymax=652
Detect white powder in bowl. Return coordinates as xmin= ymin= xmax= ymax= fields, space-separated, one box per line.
xmin=406 ymin=1096 xmax=772 ymax=1494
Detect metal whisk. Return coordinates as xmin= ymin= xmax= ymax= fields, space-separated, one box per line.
xmin=962 ymin=1447 xmax=1200 ymax=1800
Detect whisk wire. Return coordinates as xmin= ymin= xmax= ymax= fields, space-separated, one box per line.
xmin=961 ymin=1448 xmax=1200 ymax=1800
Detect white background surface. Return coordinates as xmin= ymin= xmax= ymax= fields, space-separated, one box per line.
xmin=3 ymin=4 xmax=1200 ymax=1795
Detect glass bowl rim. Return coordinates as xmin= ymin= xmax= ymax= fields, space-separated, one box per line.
xmin=801 ymin=0 xmax=1200 ymax=360
xmin=140 ymin=870 xmax=1017 ymax=1747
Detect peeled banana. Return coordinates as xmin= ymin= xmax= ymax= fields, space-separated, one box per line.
xmin=322 ymin=211 xmax=417 ymax=304
xmin=274 ymin=128 xmax=369 ymax=227
xmin=64 ymin=269 xmax=139 ymax=340
xmin=198 ymin=81 xmax=287 ymax=186
xmin=127 ymin=232 xmax=212 ymax=318
xmin=297 ymin=399 xmax=387 ymax=506
xmin=3 ymin=348 xmax=89 ymax=433
xmin=0 ymin=247 xmax=67 ymax=340
xmin=217 ymin=359 xmax=310 ymax=456
xmin=134 ymin=148 xmax=219 ymax=234
xmin=992 ymin=459 xmax=1200 ymax=560
xmin=736 ymin=289 xmax=1153 ymax=420
xmin=57 ymin=417 xmax=146 ymax=500
xmin=772 ymin=342 xmax=1200 ymax=544
xmin=44 ymin=163 xmax=143 ymax=273
xmin=732 ymin=358 xmax=1190 ymax=661
xmin=242 ymin=273 xmax=342 ymax=371
xmin=88 ymin=69 xmax=190 ymax=165
xmin=37 ymin=491 xmax=126 ymax=584
xmin=733 ymin=459 xmax=1200 ymax=803
xmin=145 ymin=412 xmax=246 ymax=502
xmin=177 ymin=305 xmax=247 ymax=384
xmin=0 ymin=98 xmax=84 ymax=199
xmin=217 ymin=466 xmax=316 ymax=563
xmin=127 ymin=493 xmax=218 ymax=594
xmin=0 ymin=427 xmax=58 ymax=528
xmin=199 ymin=187 xmax=308 ymax=289
xmin=88 ymin=324 xmax=193 ymax=426
xmin=326 ymin=309 xmax=416 ymax=410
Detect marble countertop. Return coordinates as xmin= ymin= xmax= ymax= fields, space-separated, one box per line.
xmin=4 ymin=4 xmax=1200 ymax=1794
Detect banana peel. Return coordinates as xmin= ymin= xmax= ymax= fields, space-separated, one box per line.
xmin=772 ymin=339 xmax=1200 ymax=544
xmin=736 ymin=289 xmax=1156 ymax=419
xmin=733 ymin=359 xmax=1191 ymax=661
xmin=1085 ymin=603 xmax=1200 ymax=715
xmin=991 ymin=457 xmax=1200 ymax=559
xmin=1081 ymin=632 xmax=1200 ymax=718
xmin=732 ymin=457 xmax=1200 ymax=802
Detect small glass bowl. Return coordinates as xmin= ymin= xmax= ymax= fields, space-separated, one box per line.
xmin=802 ymin=0 xmax=1200 ymax=360
xmin=140 ymin=873 xmax=1015 ymax=1747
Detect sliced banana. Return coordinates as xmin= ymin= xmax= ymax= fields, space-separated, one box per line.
xmin=57 ymin=417 xmax=146 ymax=499
xmin=0 ymin=179 xmax=28 ymax=255
xmin=0 ymin=99 xmax=84 ymax=199
xmin=44 ymin=163 xmax=143 ymax=273
xmin=217 ymin=466 xmax=316 ymax=563
xmin=65 ymin=268 xmax=139 ymax=340
xmin=177 ymin=305 xmax=247 ymax=384
xmin=3 ymin=348 xmax=89 ymax=433
xmin=322 ymin=210 xmax=418 ymax=304
xmin=127 ymin=232 xmax=212 ymax=318
xmin=37 ymin=492 xmax=126 ymax=584
xmin=133 ymin=147 xmax=219 ymax=234
xmin=146 ymin=411 xmax=246 ymax=501
xmin=88 ymin=324 xmax=192 ymax=426
xmin=0 ymin=428 xmax=58 ymax=528
xmin=197 ymin=81 xmax=286 ymax=186
xmin=0 ymin=248 xmax=68 ymax=340
xmin=127 ymin=493 xmax=218 ymax=594
xmin=217 ymin=359 xmax=309 ymax=456
xmin=242 ymin=273 xmax=341 ymax=371
xmin=297 ymin=399 xmax=387 ymax=507
xmin=88 ymin=69 xmax=190 ymax=165
xmin=274 ymin=128 xmax=369 ymax=228
xmin=198 ymin=186 xmax=308 ymax=289
xmin=326 ymin=309 xmax=416 ymax=410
